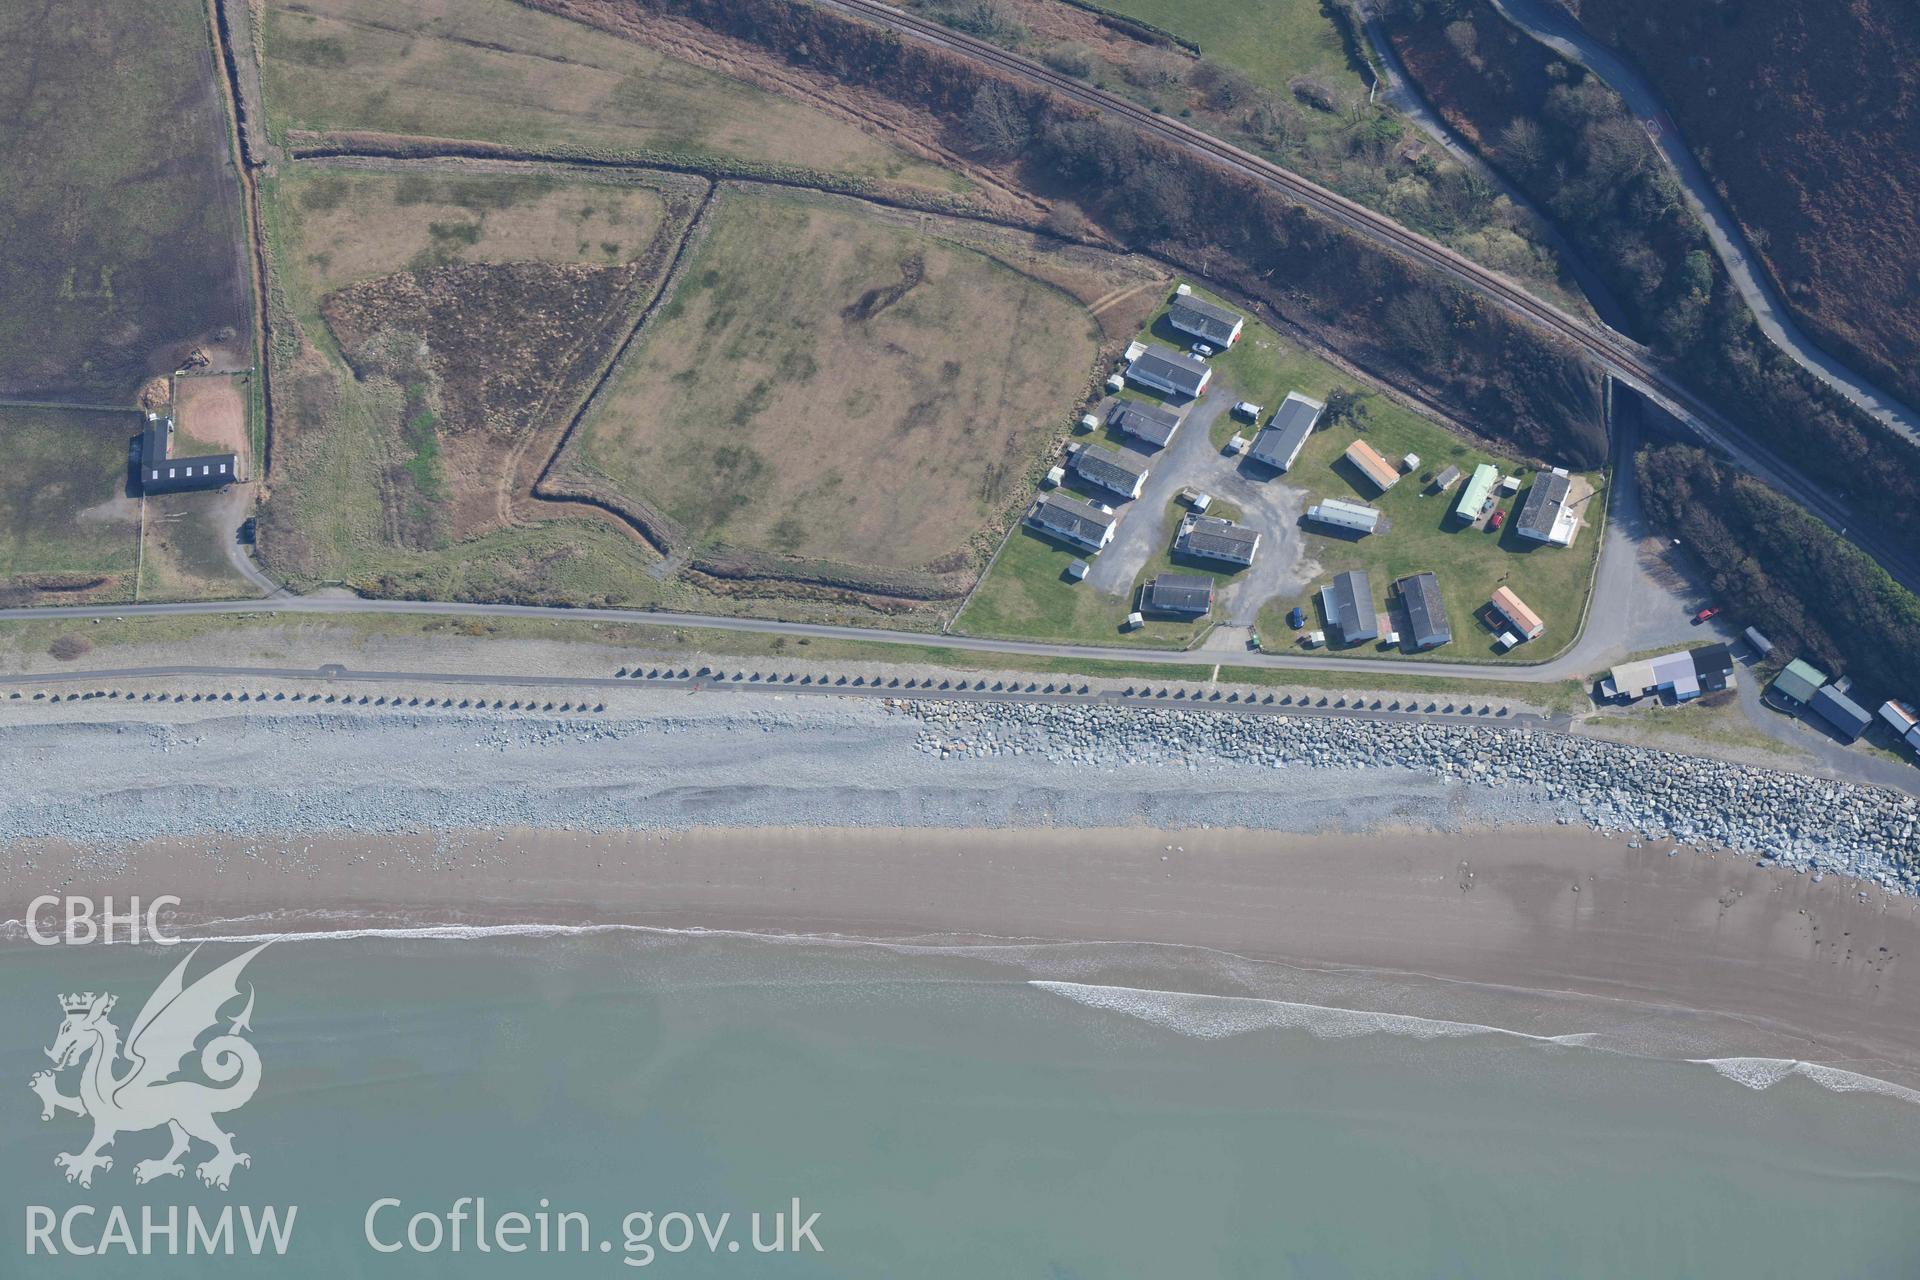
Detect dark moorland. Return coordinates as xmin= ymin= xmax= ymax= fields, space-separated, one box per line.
xmin=0 ymin=0 xmax=250 ymax=401
xmin=1571 ymin=0 xmax=1920 ymax=414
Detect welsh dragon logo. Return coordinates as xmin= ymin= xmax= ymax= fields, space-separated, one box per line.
xmin=29 ymin=943 xmax=269 ymax=1191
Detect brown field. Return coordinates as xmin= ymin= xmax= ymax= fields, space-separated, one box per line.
xmin=562 ymin=187 xmax=1108 ymax=586
xmin=260 ymin=0 xmax=961 ymax=193
xmin=259 ymin=166 xmax=703 ymax=577
xmin=172 ymin=373 xmax=253 ymax=469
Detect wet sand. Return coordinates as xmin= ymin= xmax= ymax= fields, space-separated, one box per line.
xmin=8 ymin=823 xmax=1919 ymax=1086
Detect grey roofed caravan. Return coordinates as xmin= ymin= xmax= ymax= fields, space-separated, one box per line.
xmin=1142 ymin=572 xmax=1215 ymax=617
xmin=1247 ymin=391 xmax=1324 ymax=473
xmin=1126 ymin=345 xmax=1212 ymax=399
xmin=1515 ymin=468 xmax=1575 ymax=544
xmin=1025 ymin=492 xmax=1115 ymax=552
xmin=1174 ymin=513 xmax=1261 ymax=567
xmin=1166 ymin=294 xmax=1244 ymax=347
xmin=1070 ymin=443 xmax=1149 ymax=499
xmin=1107 ymin=399 xmax=1182 ymax=449
xmin=1396 ymin=571 xmax=1451 ymax=649
xmin=1809 ymin=684 xmax=1872 ymax=742
xmin=1319 ymin=569 xmax=1377 ymax=645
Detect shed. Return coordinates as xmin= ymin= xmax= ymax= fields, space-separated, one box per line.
xmin=1810 ymin=685 xmax=1872 ymax=743
xmin=1770 ymin=658 xmax=1827 ymax=705
xmin=1066 ymin=559 xmax=1090 ymax=582
xmin=1431 ymin=464 xmax=1462 ymax=492
xmin=1743 ymin=626 xmax=1774 ymax=657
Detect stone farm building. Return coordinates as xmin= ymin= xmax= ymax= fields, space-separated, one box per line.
xmin=137 ymin=413 xmax=236 ymax=495
xmin=1247 ymin=391 xmax=1324 ymax=473
xmin=1320 ymin=569 xmax=1377 ymax=645
xmin=1344 ymin=440 xmax=1400 ymax=492
xmin=1126 ymin=345 xmax=1212 ymax=399
xmin=1515 ymin=467 xmax=1580 ymax=545
xmin=1107 ymin=399 xmax=1182 ymax=449
xmin=1395 ymin=572 xmax=1450 ymax=649
xmin=1026 ymin=492 xmax=1115 ymax=552
xmin=1304 ymin=497 xmax=1383 ymax=536
xmin=1166 ymin=288 xmax=1244 ymax=348
xmin=1174 ymin=513 xmax=1261 ymax=567
xmin=1069 ymin=443 xmax=1149 ymax=500
xmin=1141 ymin=572 xmax=1215 ymax=617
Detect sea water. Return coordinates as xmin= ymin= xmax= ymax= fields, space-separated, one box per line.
xmin=2 ymin=930 xmax=1917 ymax=1276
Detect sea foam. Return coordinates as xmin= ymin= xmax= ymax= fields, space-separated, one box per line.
xmin=1691 ymin=1057 xmax=1920 ymax=1107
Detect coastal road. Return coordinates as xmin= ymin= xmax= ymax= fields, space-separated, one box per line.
xmin=1482 ymin=0 xmax=1920 ymax=447
xmin=809 ymin=0 xmax=1920 ymax=594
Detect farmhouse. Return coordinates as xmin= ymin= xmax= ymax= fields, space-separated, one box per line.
xmin=1026 ymin=492 xmax=1116 ymax=552
xmin=1810 ymin=684 xmax=1872 ymax=743
xmin=1452 ymin=463 xmax=1498 ymax=523
xmin=1247 ymin=391 xmax=1324 ymax=473
xmin=1320 ymin=569 xmax=1377 ymax=645
xmin=1395 ymin=572 xmax=1450 ymax=649
xmin=1126 ymin=345 xmax=1212 ymax=399
xmin=1069 ymin=443 xmax=1148 ymax=500
xmin=1166 ymin=288 xmax=1244 ymax=347
xmin=137 ymin=413 xmax=236 ymax=496
xmin=1343 ymin=439 xmax=1400 ymax=492
xmin=1515 ymin=467 xmax=1580 ymax=545
xmin=1175 ymin=514 xmax=1261 ymax=567
xmin=1488 ymin=586 xmax=1545 ymax=641
xmin=1141 ymin=572 xmax=1215 ymax=617
xmin=1107 ymin=399 xmax=1183 ymax=449
xmin=1304 ymin=497 xmax=1383 ymax=536
xmin=1768 ymin=658 xmax=1827 ymax=706
xmin=1603 ymin=645 xmax=1736 ymax=703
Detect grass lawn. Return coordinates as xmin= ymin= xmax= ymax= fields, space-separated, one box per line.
xmin=0 ymin=0 xmax=248 ymax=400
xmin=1253 ymin=403 xmax=1604 ymax=663
xmin=956 ymin=519 xmax=1208 ymax=649
xmin=1094 ymin=0 xmax=1366 ymax=99
xmin=0 ymin=409 xmax=141 ymax=599
xmin=567 ymin=188 xmax=1100 ymax=572
xmin=261 ymin=0 xmax=961 ymax=192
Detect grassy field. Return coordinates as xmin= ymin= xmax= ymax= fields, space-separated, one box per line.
xmin=0 ymin=409 xmax=141 ymax=601
xmin=259 ymin=166 xmax=695 ymax=577
xmin=1095 ymin=0 xmax=1366 ymax=98
xmin=260 ymin=0 xmax=960 ymax=191
xmin=0 ymin=0 xmax=249 ymax=400
xmin=277 ymin=169 xmax=672 ymax=293
xmin=1256 ymin=408 xmax=1604 ymax=662
xmin=567 ymin=188 xmax=1100 ymax=573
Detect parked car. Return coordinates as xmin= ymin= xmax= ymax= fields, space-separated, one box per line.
xmin=1191 ymin=342 xmax=1215 ymax=358
xmin=1286 ymin=606 xmax=1307 ymax=630
xmin=1488 ymin=509 xmax=1505 ymax=531
xmin=1693 ymin=605 xmax=1721 ymax=624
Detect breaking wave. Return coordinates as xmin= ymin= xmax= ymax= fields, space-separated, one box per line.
xmin=1691 ymin=1057 xmax=1920 ymax=1107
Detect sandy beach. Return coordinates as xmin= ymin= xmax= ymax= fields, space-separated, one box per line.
xmin=9 ymin=821 xmax=1919 ymax=1089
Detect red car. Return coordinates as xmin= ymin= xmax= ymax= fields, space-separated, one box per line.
xmin=1487 ymin=509 xmax=1505 ymax=531
xmin=1693 ymin=605 xmax=1721 ymax=624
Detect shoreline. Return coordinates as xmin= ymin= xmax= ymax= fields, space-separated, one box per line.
xmin=11 ymin=822 xmax=1920 ymax=1091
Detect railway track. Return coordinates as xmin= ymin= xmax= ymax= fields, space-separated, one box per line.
xmin=814 ymin=0 xmax=1920 ymax=591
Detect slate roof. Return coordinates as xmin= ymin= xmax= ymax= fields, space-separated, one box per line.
xmin=1810 ymin=684 xmax=1872 ymax=740
xmin=1397 ymin=572 xmax=1451 ymax=648
xmin=1108 ymin=399 xmax=1182 ymax=448
xmin=1143 ymin=572 xmax=1214 ymax=616
xmin=1175 ymin=514 xmax=1260 ymax=566
xmin=1028 ymin=493 xmax=1115 ymax=549
xmin=1516 ymin=468 xmax=1574 ymax=541
xmin=1247 ymin=392 xmax=1324 ymax=472
xmin=1070 ymin=444 xmax=1148 ymax=497
xmin=1127 ymin=345 xmax=1210 ymax=397
xmin=1321 ymin=569 xmax=1377 ymax=644
xmin=1167 ymin=295 xmax=1242 ymax=345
